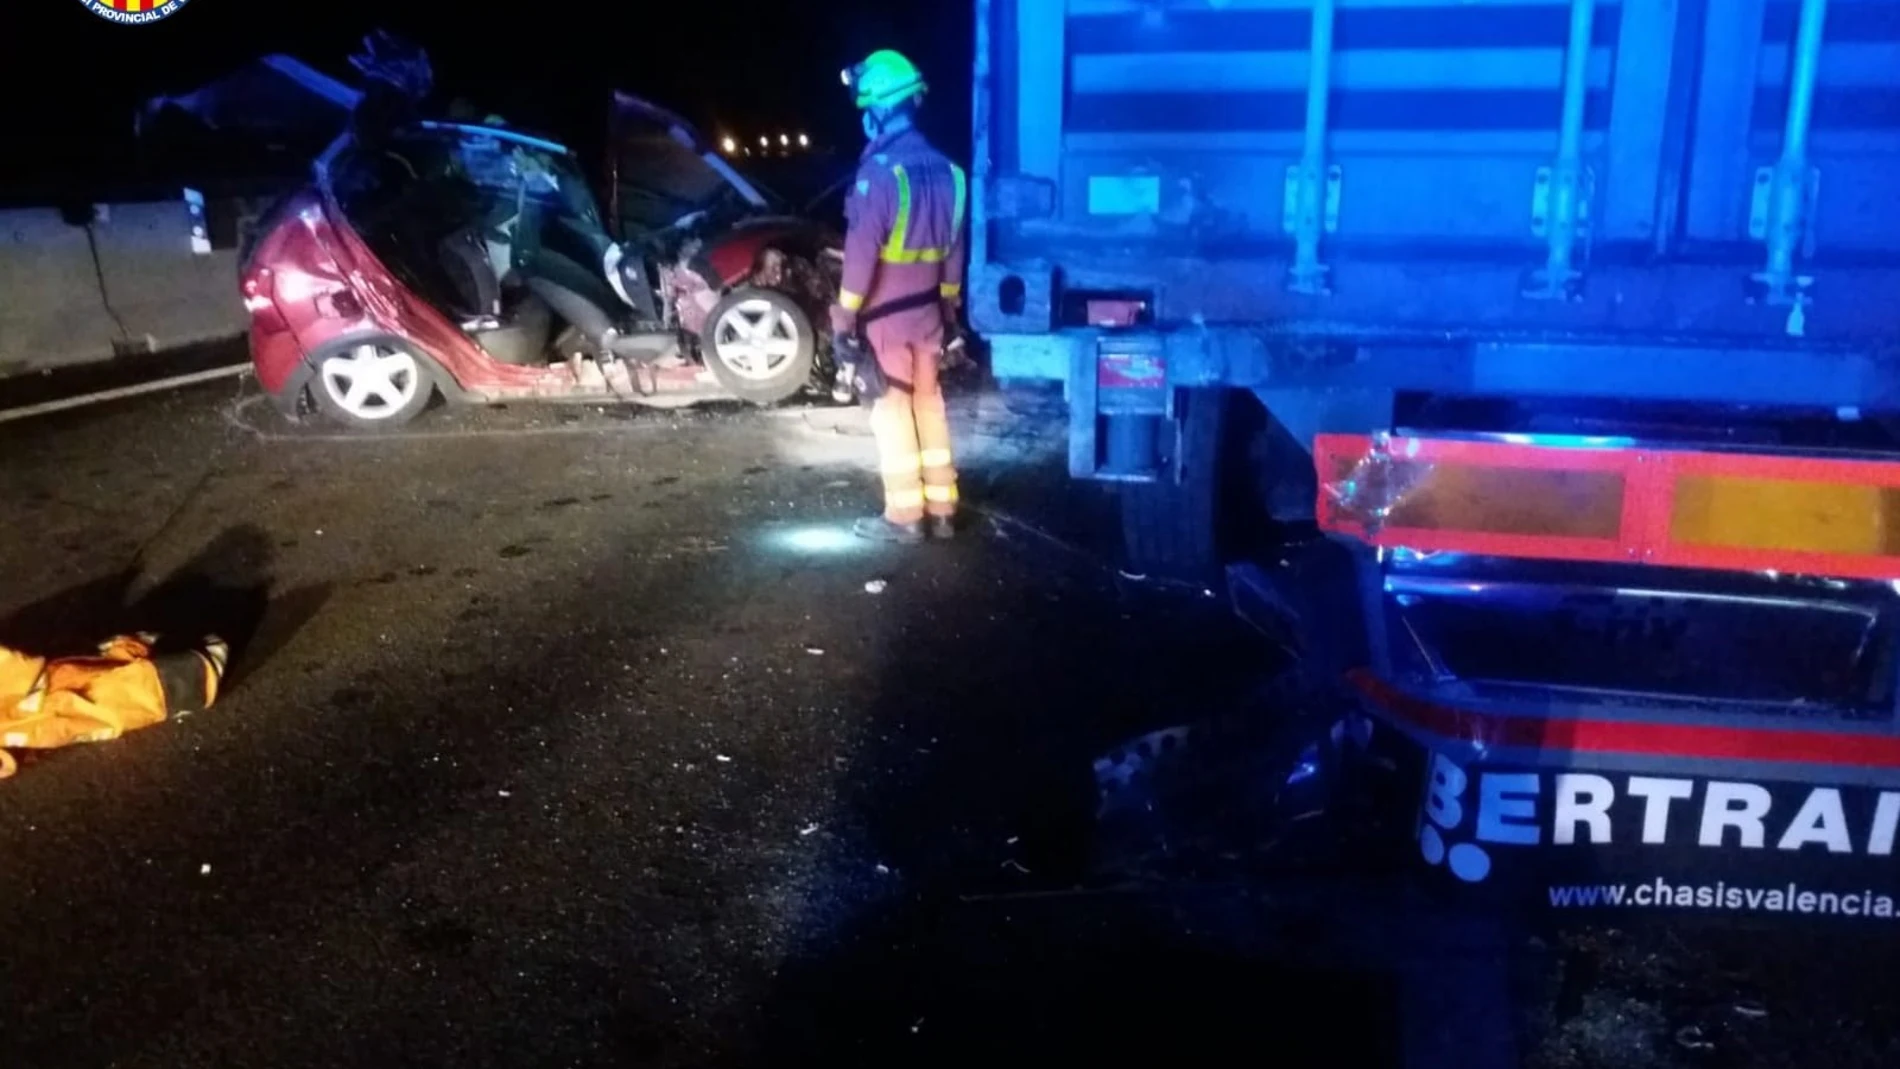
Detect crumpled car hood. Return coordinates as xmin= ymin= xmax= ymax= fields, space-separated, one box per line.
xmin=607 ymin=90 xmax=772 ymax=233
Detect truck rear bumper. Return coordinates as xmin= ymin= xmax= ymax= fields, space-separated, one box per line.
xmin=1360 ymin=669 xmax=1900 ymax=921
xmin=991 ymin=326 xmax=1900 ymax=411
xmin=1240 ymin=537 xmax=1900 ymax=919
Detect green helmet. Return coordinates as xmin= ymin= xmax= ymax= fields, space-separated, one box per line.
xmin=842 ymin=50 xmax=927 ymax=111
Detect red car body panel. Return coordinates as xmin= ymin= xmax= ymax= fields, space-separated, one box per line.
xmin=241 ymin=115 xmax=842 ymax=410
xmin=241 ymin=192 xmax=373 ymax=396
xmin=704 ymin=219 xmax=819 ymax=285
xmin=242 ymin=191 xmax=570 ymax=400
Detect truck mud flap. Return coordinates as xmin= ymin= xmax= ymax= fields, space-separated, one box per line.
xmin=1114 ymin=388 xmax=1228 ymax=580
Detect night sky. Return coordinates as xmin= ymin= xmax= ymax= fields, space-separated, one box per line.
xmin=8 ymin=0 xmax=972 ymax=198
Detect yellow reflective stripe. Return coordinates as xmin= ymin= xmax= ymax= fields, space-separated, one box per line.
xmin=950 ymin=162 xmax=968 ymax=236
xmin=876 ymin=160 xmax=964 ymax=265
xmin=924 ymin=484 xmax=960 ymax=503
xmin=886 ymin=488 xmax=926 ymax=508
xmin=874 ymin=160 xmax=965 ymax=265
xmin=883 ymin=164 xmax=913 ymax=264
xmin=881 ymin=453 xmax=923 ymax=476
xmin=920 ymin=448 xmax=954 ymax=469
xmin=938 ymin=282 xmax=962 ymax=298
xmin=839 ymin=290 xmax=865 ymax=311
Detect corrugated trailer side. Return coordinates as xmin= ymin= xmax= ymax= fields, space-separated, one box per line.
xmin=969 ymin=0 xmax=1900 ymax=571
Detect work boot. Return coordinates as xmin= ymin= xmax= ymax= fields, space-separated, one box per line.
xmin=928 ymin=515 xmax=956 ymax=541
xmin=854 ymin=516 xmax=925 ymax=545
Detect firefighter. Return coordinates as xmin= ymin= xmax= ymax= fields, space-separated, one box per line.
xmin=833 ymin=50 xmax=969 ymax=544
xmin=1 ymin=635 xmax=227 ymax=780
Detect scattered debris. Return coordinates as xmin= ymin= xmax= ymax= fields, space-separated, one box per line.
xmin=864 ymin=580 xmax=887 ymax=594
xmin=799 ymin=823 xmax=821 ymax=837
xmin=1733 ymin=1001 xmax=1768 ymax=1020
xmin=715 ymin=754 xmax=732 ymax=763
xmin=199 ymin=864 xmax=212 ymax=876
xmin=805 ymin=647 xmax=825 ymax=656
xmin=497 ymin=790 xmax=512 ymax=798
xmin=910 ymin=1017 xmax=924 ymax=1035
xmin=1675 ymin=1025 xmax=1715 ymax=1052
xmin=1093 ymin=724 xmax=1194 ymax=802
xmin=875 ymin=863 xmax=891 ymax=876
xmin=1002 ymin=859 xmax=1031 ymax=874
xmin=1005 ymin=836 xmax=1019 ymax=845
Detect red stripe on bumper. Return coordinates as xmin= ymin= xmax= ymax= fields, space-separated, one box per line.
xmin=1348 ymin=669 xmax=1900 ymax=769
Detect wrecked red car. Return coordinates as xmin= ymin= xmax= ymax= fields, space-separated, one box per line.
xmin=241 ymin=95 xmax=843 ymax=426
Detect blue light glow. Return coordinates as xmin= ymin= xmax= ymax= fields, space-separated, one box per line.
xmin=417 ymin=121 xmax=569 ymax=155
xmin=770 ymin=525 xmax=864 ymax=555
xmin=1087 ymin=174 xmax=1161 ymax=216
xmin=1493 ymin=433 xmax=1637 ymax=449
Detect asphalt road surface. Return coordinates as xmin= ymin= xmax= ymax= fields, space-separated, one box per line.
xmin=0 ymin=380 xmax=1385 ymax=1068
xmin=7 ymin=377 xmax=1900 ymax=1069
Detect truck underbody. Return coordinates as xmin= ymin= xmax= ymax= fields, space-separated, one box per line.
xmin=971 ymin=0 xmax=1900 ymax=989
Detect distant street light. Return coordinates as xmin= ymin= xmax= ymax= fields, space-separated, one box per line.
xmin=759 ymin=136 xmax=769 ymax=146
xmin=721 ymin=136 xmax=737 ymax=154
xmin=779 ymin=134 xmax=790 ymax=147
xmin=798 ymin=133 xmax=809 ymax=147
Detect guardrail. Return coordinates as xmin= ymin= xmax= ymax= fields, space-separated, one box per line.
xmin=0 ymin=191 xmax=247 ymax=377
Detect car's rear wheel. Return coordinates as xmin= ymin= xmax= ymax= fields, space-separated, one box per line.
xmin=310 ymin=337 xmax=436 ymax=428
xmin=701 ymin=287 xmax=816 ymax=405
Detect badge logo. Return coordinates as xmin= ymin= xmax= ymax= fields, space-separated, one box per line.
xmin=81 ymin=0 xmax=190 ymax=24
xmin=1417 ymin=750 xmax=1900 ymax=884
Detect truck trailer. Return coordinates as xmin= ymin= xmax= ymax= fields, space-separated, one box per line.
xmin=971 ymin=0 xmax=1900 ymax=915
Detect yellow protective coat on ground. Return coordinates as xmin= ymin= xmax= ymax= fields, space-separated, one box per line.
xmin=0 ymin=637 xmax=211 ymax=780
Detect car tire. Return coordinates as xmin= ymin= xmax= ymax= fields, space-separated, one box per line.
xmin=700 ymin=287 xmax=816 ymax=405
xmin=1119 ymin=388 xmax=1228 ymax=581
xmin=308 ymin=335 xmax=438 ymax=429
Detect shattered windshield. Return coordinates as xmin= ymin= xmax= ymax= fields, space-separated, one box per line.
xmin=328 ymin=124 xmax=603 ymax=242
xmin=447 ymin=128 xmax=602 ymax=229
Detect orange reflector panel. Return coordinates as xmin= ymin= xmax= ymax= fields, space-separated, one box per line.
xmin=1316 ymin=434 xmax=1900 ymax=580
xmin=1671 ymin=475 xmax=1900 ymax=557
xmin=1382 ymin=464 xmax=1625 ymax=540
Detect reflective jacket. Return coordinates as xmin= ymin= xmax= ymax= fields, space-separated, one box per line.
xmin=835 ymin=128 xmax=968 ymax=335
xmin=1 ymin=637 xmax=222 ymax=780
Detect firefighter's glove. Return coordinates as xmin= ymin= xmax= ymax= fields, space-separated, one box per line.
xmin=943 ymin=325 xmax=972 ymax=371
xmin=939 ymin=300 xmax=973 ymax=368
xmin=833 ymin=331 xmax=865 ymax=369
xmin=832 ymin=333 xmax=886 ymax=402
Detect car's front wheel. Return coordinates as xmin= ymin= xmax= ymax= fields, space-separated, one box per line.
xmin=310 ymin=337 xmax=436 ymax=428
xmin=701 ymin=287 xmax=816 ymax=405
